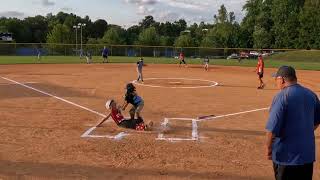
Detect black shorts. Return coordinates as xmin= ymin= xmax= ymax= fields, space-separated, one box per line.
xmin=118 ymin=118 xmax=143 ymax=129
xmin=258 ymin=72 xmax=264 ymax=78
xmin=180 ymin=60 xmax=186 ymax=64
xmin=103 ymin=55 xmax=108 ymax=58
xmin=273 ymin=163 xmax=313 ymax=180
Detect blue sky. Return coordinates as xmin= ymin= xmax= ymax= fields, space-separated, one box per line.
xmin=0 ymin=0 xmax=247 ymax=27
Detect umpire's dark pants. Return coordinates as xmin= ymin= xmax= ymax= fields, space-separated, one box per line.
xmin=273 ymin=162 xmax=313 ymax=180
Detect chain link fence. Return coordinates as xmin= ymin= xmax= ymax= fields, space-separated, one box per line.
xmin=0 ymin=43 xmax=307 ymax=60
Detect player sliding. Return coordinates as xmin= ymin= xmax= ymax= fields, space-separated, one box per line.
xmin=256 ymin=54 xmax=265 ymax=89
xmin=96 ymin=99 xmax=152 ymax=131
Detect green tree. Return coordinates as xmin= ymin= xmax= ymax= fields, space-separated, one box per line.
xmin=25 ymin=15 xmax=48 ymax=43
xmin=46 ymin=24 xmax=72 ymax=53
xmin=92 ymin=19 xmax=108 ymax=39
xmin=253 ymin=26 xmax=272 ymax=48
xmin=101 ymin=27 xmax=124 ymax=45
xmin=138 ymin=27 xmax=160 ymax=46
xmin=159 ymin=36 xmax=172 ymax=46
xmin=241 ymin=0 xmax=273 ymax=48
xmin=271 ymin=0 xmax=304 ymax=48
xmin=298 ymin=0 xmax=320 ymax=49
xmin=202 ymin=5 xmax=240 ymax=48
xmin=174 ymin=34 xmax=194 ymax=47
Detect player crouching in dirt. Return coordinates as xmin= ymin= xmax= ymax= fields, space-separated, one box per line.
xmin=96 ymin=99 xmax=153 ymax=131
xmin=122 ymin=83 xmax=145 ymax=120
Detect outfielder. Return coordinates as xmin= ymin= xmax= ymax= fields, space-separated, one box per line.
xmin=179 ymin=52 xmax=187 ymax=67
xmin=256 ymin=54 xmax=265 ymax=89
xmin=102 ymin=46 xmax=109 ymax=63
xmin=137 ymin=58 xmax=144 ymax=82
xmin=204 ymin=56 xmax=209 ymax=71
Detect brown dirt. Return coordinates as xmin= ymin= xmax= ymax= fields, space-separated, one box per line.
xmin=0 ymin=63 xmax=319 ymax=180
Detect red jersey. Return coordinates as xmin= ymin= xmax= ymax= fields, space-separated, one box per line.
xmin=179 ymin=53 xmax=184 ymax=60
xmin=110 ymin=108 xmax=125 ymax=124
xmin=256 ymin=57 xmax=264 ymax=73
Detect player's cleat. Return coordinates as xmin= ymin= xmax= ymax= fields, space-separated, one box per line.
xmin=145 ymin=121 xmax=153 ymax=131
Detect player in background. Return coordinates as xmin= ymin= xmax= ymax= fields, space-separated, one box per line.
xmin=102 ymin=46 xmax=109 ymax=63
xmin=36 ymin=47 xmax=41 ymax=63
xmin=204 ymin=56 xmax=209 ymax=71
xmin=85 ymin=50 xmax=92 ymax=64
xmin=256 ymin=54 xmax=265 ymax=89
xmin=137 ymin=58 xmax=144 ymax=82
xmin=96 ymin=99 xmax=153 ymax=131
xmin=179 ymin=52 xmax=187 ymax=67
xmin=122 ymin=83 xmax=145 ymax=122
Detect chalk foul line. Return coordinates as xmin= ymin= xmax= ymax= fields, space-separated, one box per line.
xmin=197 ymin=107 xmax=270 ymax=122
xmin=1 ymin=76 xmax=106 ymax=118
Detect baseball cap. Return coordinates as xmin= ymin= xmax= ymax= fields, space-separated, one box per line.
xmin=272 ymin=66 xmax=297 ymax=79
xmin=105 ymin=99 xmax=114 ymax=109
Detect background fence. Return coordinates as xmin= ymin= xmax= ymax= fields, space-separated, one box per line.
xmin=0 ymin=43 xmax=301 ymax=59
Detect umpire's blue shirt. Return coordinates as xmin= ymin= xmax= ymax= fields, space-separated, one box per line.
xmin=266 ymin=84 xmax=320 ymax=165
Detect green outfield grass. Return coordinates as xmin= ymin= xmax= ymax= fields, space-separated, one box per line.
xmin=0 ymin=54 xmax=320 ymax=71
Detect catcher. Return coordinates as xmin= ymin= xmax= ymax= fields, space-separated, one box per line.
xmin=96 ymin=99 xmax=152 ymax=131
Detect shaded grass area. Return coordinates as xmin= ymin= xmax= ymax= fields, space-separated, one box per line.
xmin=269 ymin=50 xmax=320 ymax=62
xmin=0 ymin=55 xmax=320 ymax=71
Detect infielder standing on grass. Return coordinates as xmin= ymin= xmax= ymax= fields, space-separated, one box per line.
xmin=102 ymin=46 xmax=109 ymax=63
xmin=256 ymin=54 xmax=265 ymax=89
xmin=137 ymin=58 xmax=144 ymax=82
xmin=266 ymin=66 xmax=320 ymax=180
xmin=122 ymin=83 xmax=145 ymax=122
xmin=96 ymin=99 xmax=152 ymax=131
xmin=179 ymin=51 xmax=187 ymax=67
xmin=203 ymin=56 xmax=209 ymax=71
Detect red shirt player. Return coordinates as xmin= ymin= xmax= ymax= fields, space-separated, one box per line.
xmin=256 ymin=55 xmax=265 ymax=89
xmin=96 ymin=99 xmax=152 ymax=131
xmin=179 ymin=52 xmax=187 ymax=67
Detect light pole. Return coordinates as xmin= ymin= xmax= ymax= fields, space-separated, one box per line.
xmin=78 ymin=23 xmax=86 ymax=57
xmin=73 ymin=25 xmax=80 ymax=55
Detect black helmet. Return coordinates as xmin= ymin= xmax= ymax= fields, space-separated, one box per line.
xmin=126 ymin=83 xmax=136 ymax=92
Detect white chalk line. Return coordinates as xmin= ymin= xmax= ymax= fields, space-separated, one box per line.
xmin=0 ymin=76 xmax=125 ymax=139
xmin=81 ymin=127 xmax=128 ymax=140
xmin=197 ymin=107 xmax=270 ymax=122
xmin=157 ymin=118 xmax=199 ymax=142
xmin=132 ymin=77 xmax=219 ymax=89
xmin=158 ymin=107 xmax=269 ymax=142
xmin=1 ymin=76 xmax=107 ymax=118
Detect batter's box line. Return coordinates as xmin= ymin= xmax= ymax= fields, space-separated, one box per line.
xmin=81 ymin=127 xmax=129 ymax=140
xmin=156 ymin=118 xmax=200 ymax=142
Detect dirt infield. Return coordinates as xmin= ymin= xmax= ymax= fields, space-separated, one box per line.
xmin=0 ymin=63 xmax=319 ymax=180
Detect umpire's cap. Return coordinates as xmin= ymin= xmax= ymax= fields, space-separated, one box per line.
xmin=272 ymin=66 xmax=297 ymax=80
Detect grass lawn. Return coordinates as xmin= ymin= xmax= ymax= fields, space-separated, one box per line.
xmin=0 ymin=53 xmax=320 ymax=71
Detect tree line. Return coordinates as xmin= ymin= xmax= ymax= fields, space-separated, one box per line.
xmin=0 ymin=0 xmax=319 ymax=49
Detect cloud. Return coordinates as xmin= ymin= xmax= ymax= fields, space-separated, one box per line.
xmin=156 ymin=11 xmax=180 ymax=22
xmin=160 ymin=0 xmax=210 ymax=11
xmin=137 ymin=5 xmax=155 ymax=15
xmin=61 ymin=7 xmax=73 ymax=12
xmin=125 ymin=0 xmax=158 ymax=5
xmin=41 ymin=0 xmax=55 ymax=6
xmin=126 ymin=0 xmax=247 ymax=24
xmin=0 ymin=11 xmax=25 ymax=18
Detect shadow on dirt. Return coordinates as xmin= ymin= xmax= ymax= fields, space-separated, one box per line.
xmin=0 ymin=160 xmax=271 ymax=180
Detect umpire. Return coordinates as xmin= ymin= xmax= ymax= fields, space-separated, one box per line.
xmin=266 ymin=66 xmax=320 ymax=180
